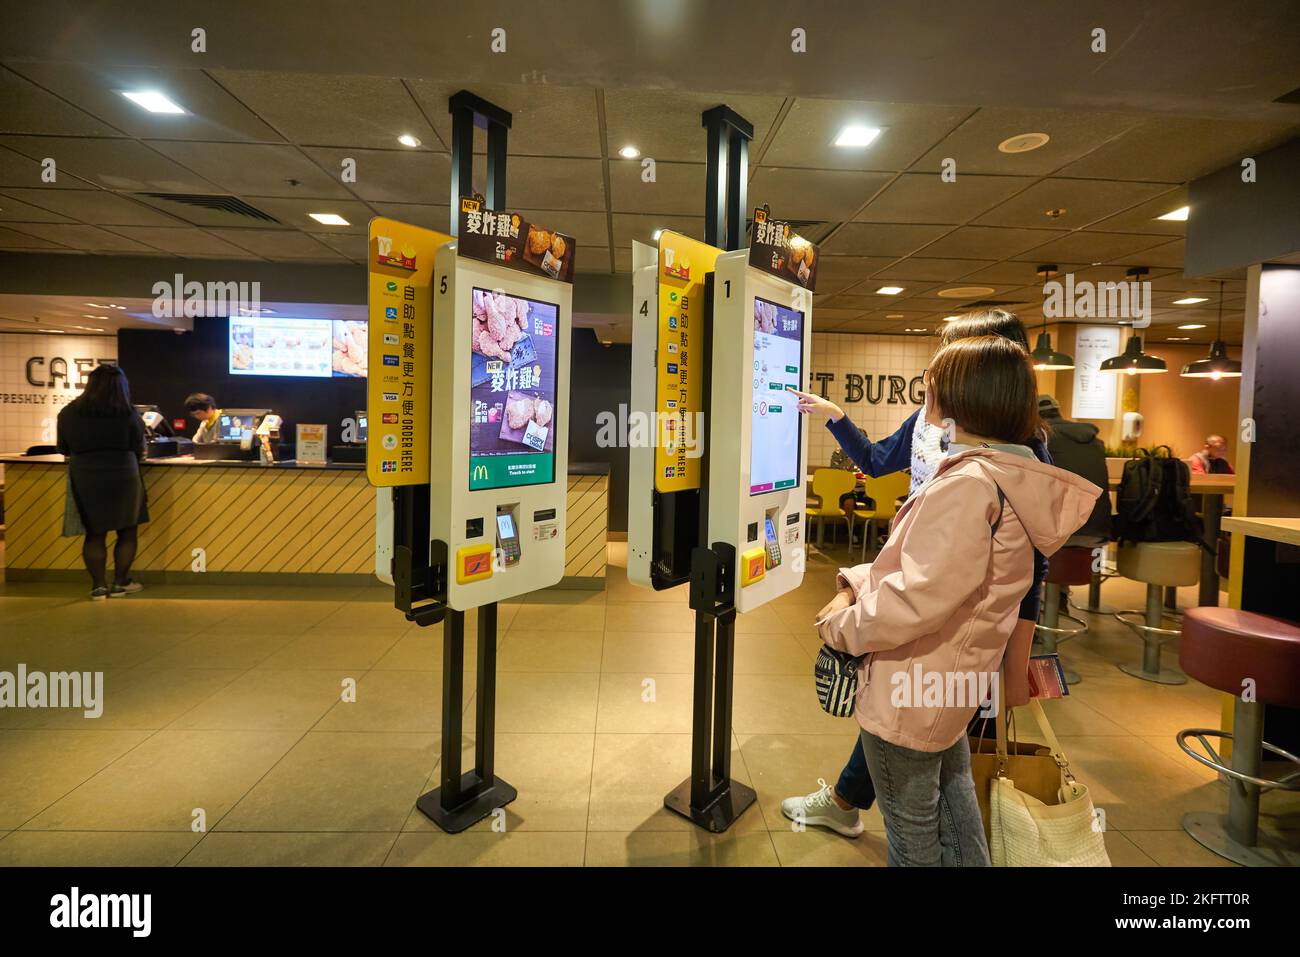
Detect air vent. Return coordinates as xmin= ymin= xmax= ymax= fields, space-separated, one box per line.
xmin=137 ymin=193 xmax=280 ymax=223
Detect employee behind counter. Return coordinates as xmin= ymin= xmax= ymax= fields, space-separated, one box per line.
xmin=186 ymin=392 xmax=223 ymax=444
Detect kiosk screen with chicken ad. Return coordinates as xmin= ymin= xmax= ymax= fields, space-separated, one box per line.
xmin=749 ymin=297 xmax=803 ymax=495
xmin=469 ymin=287 xmax=558 ymax=490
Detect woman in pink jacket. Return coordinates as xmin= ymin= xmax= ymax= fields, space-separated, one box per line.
xmin=816 ymin=336 xmax=1101 ymax=866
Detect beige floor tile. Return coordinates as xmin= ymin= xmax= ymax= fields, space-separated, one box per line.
xmin=0 ymin=729 xmax=153 ymax=829
xmin=315 ymin=670 xmax=443 ymax=733
xmin=733 ymin=635 xmax=815 ymax=675
xmin=495 ymin=671 xmax=599 ymax=732
xmin=509 ymin=598 xmax=606 ymax=632
xmin=736 ymin=732 xmax=885 ymax=833
xmin=179 ymin=831 xmax=398 ymax=866
xmin=0 ymin=830 xmax=202 ymax=866
xmin=601 ymin=632 xmax=695 ymax=674
xmin=218 ymin=731 xmax=435 ymax=832
xmin=215 ymin=600 xmax=345 ymax=635
xmin=404 ymin=733 xmax=595 ymax=834
xmin=1101 ymin=829 xmax=1159 ymax=866
xmin=596 ymin=673 xmax=694 ymax=733
xmin=168 ymin=669 xmax=349 ymax=731
xmin=733 ymin=605 xmax=794 ymax=635
xmin=733 ymin=674 xmax=849 ymax=734
xmin=1120 ymin=829 xmax=1241 ymax=866
xmin=25 ymin=729 xmax=300 ymax=831
xmin=16 ymin=668 xmax=242 ymax=730
xmin=497 ymin=629 xmax=603 ymax=672
xmin=5 ymin=630 xmax=195 ymax=672
xmin=587 ymin=733 xmax=763 ymax=833
xmin=604 ymin=601 xmax=695 ymax=633
xmin=256 ymin=630 xmax=404 ymax=672
xmin=386 ymin=830 xmax=586 ymax=866
xmin=370 ymin=625 xmax=482 ymax=672
xmin=584 ymin=829 xmax=779 ymax=866
xmin=1050 ymin=735 xmax=1211 ymax=831
xmin=135 ymin=628 xmax=296 ymax=670
xmin=1034 ymin=694 xmax=1130 ymax=736
xmin=1061 ymin=672 xmax=1223 ymax=740
xmin=769 ymin=828 xmax=889 ymax=866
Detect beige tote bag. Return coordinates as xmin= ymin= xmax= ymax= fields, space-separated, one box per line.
xmin=990 ymin=699 xmax=1110 ymax=867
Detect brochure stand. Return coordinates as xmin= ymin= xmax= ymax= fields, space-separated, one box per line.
xmin=410 ymin=91 xmax=517 ymax=834
xmin=663 ymin=107 xmax=758 ymax=833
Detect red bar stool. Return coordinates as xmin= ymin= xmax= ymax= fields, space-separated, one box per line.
xmin=1177 ymin=607 xmax=1300 ymax=866
xmin=1114 ymin=541 xmax=1200 ymax=683
xmin=1037 ymin=544 xmax=1093 ymax=685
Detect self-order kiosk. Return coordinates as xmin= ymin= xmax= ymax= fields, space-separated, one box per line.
xmin=430 ymin=242 xmax=572 ymax=609
xmin=708 ymin=248 xmax=811 ymax=612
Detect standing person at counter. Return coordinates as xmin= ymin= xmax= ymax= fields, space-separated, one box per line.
xmin=56 ymin=365 xmax=150 ymax=600
xmin=780 ymin=308 xmax=1053 ymax=838
xmin=185 ymin=393 xmax=222 ymax=444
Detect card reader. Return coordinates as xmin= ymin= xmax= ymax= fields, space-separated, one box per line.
xmin=764 ymin=515 xmax=782 ymax=569
xmin=496 ymin=507 xmax=521 ymax=567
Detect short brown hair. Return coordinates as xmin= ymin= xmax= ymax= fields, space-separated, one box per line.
xmin=928 ymin=336 xmax=1039 ymax=444
xmin=939 ymin=308 xmax=1030 ymax=351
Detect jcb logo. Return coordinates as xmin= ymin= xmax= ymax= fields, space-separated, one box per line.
xmin=472 ymin=464 xmax=489 ymax=482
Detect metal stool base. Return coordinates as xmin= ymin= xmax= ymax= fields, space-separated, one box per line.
xmin=1182 ymin=811 xmax=1300 ymax=867
xmin=1119 ymin=661 xmax=1187 ymax=684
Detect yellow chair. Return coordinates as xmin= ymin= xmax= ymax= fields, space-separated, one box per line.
xmin=857 ymin=471 xmax=911 ymax=559
xmin=807 ymin=468 xmax=858 ymax=548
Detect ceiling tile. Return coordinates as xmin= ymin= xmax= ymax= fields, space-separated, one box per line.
xmin=909 ymin=107 xmax=1147 ymax=175
xmin=854 ymin=172 xmax=1031 ymax=225
xmin=0 ymin=64 xmax=119 ymax=136
xmin=612 ymin=213 xmax=705 ymax=249
xmin=4 ymin=222 xmax=159 ymax=252
xmin=918 ymin=225 xmax=1066 ymax=259
xmin=468 ymin=155 xmax=605 ymax=211
xmin=603 ymin=90 xmax=785 ymax=163
xmin=0 ymin=144 xmax=98 ymax=190
xmin=245 ymin=197 xmax=374 ymax=234
xmin=1018 ymin=230 xmax=1171 ymax=264
xmin=203 ymin=229 xmax=344 ymax=261
xmin=0 ymin=135 xmax=219 ymax=192
xmin=974 ymin=178 xmax=1173 ymax=230
xmin=760 ymin=99 xmax=972 ymax=172
xmin=0 ymin=191 xmax=75 ymax=223
xmin=608 ymin=159 xmax=703 ymax=216
xmin=407 ymin=81 xmax=602 ymax=158
xmin=209 ymin=71 xmax=440 ymax=149
xmin=748 ymin=167 xmax=891 ymax=221
xmin=1090 ymin=187 xmax=1189 ymax=236
xmin=369 ymin=203 xmax=453 ymax=234
xmin=1119 ymin=239 xmax=1186 ymax=269
xmin=0 ymin=224 xmax=66 ymax=249
xmin=103 ymin=226 xmax=260 ymax=258
xmin=820 ymin=222 xmax=950 ymax=257
xmin=146 ymin=141 xmax=353 ymax=199
xmin=7 ymin=62 xmax=282 ymax=142
xmin=1 ymin=187 xmax=184 ymax=226
xmin=953 ymin=260 xmax=1088 ymax=285
xmin=1052 ymin=116 xmax=1300 ymax=182
xmin=302 ymin=147 xmax=449 ymax=204
xmin=871 ymin=257 xmax=997 ymax=283
xmin=305 ymin=230 xmax=368 ymax=263
xmin=816 ymin=255 xmax=898 ymax=282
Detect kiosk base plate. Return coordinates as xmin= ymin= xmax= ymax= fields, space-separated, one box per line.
xmin=417 ymin=772 xmax=517 ymax=834
xmin=663 ymin=778 xmax=757 ymax=833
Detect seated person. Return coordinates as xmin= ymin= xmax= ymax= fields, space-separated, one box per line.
xmin=185 ymin=393 xmax=222 ymax=444
xmin=1188 ymin=434 xmax=1234 ymax=474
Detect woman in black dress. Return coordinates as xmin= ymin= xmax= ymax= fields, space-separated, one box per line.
xmin=56 ymin=364 xmax=150 ymax=600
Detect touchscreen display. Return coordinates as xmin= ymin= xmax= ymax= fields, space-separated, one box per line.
xmin=469 ymin=287 xmax=559 ymax=490
xmin=217 ymin=413 xmax=255 ymax=442
xmin=749 ymin=297 xmax=803 ymax=495
xmin=497 ymin=514 xmax=516 ymax=539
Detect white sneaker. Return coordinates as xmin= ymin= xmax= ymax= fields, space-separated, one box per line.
xmin=780 ymin=778 xmax=864 ymax=837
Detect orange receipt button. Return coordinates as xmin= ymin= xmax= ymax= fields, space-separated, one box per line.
xmin=740 ymin=547 xmax=766 ymax=587
xmin=457 ymin=544 xmax=495 ymax=585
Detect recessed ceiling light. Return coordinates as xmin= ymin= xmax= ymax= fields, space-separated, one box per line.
xmin=310 ymin=213 xmax=349 ymax=226
xmin=1157 ymin=206 xmax=1190 ymax=222
xmin=875 ymin=286 xmax=904 ymax=295
xmin=885 ymin=313 xmax=904 ymax=319
xmin=397 ymin=134 xmax=422 ymax=148
xmin=82 ymin=314 xmax=109 ymax=320
xmin=1167 ymin=336 xmax=1191 ymax=341
xmin=1173 ymin=296 xmax=1208 ymax=305
xmin=904 ymin=327 xmax=927 ymax=333
xmin=1177 ymin=323 xmax=1206 ymax=330
xmin=834 ymin=125 xmax=882 ymax=148
xmin=619 ymin=145 xmax=641 ymax=159
xmin=120 ymin=90 xmax=185 ymax=114
xmin=997 ymin=132 xmax=1050 ymax=154
xmin=943 ymin=315 xmax=961 ymax=322
xmin=937 ymin=286 xmax=995 ymax=299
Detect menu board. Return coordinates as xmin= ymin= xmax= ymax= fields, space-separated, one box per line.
xmin=750 ymin=297 xmax=804 ymax=495
xmin=468 ymin=287 xmax=559 ymax=491
xmin=457 ymin=198 xmax=576 ymax=283
xmin=229 ymin=317 xmax=367 ymax=378
xmin=1072 ymin=325 xmax=1121 ymax=419
xmin=748 ymin=206 xmax=819 ymax=292
xmin=655 ymin=230 xmax=721 ymax=493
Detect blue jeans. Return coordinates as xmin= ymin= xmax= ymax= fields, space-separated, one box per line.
xmin=836 ymin=712 xmax=994 ymax=810
xmin=856 ymin=729 xmax=990 ymax=867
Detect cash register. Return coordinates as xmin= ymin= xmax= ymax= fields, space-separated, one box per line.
xmin=331 ymin=409 xmax=367 ymax=464
xmin=193 ymin=408 xmax=276 ymax=461
xmin=136 ymin=404 xmax=191 ymax=459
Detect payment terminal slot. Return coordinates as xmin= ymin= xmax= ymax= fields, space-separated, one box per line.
xmin=763 ymin=508 xmax=782 ymax=570
xmin=495 ymin=504 xmax=521 ymax=567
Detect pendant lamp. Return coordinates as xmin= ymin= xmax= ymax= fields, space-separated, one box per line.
xmin=1099 ymin=335 xmax=1167 ymax=374
xmin=1180 ymin=281 xmax=1242 ymax=379
xmin=1030 ymin=264 xmax=1074 ymax=370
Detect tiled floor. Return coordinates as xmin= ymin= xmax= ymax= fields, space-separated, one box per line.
xmin=1 ymin=541 xmax=1297 ymax=867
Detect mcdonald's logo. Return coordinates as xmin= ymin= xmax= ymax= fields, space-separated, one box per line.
xmin=472 ymin=464 xmax=489 ymax=482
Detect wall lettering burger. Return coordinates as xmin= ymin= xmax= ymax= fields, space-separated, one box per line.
xmin=809 ymin=371 xmax=926 ymax=406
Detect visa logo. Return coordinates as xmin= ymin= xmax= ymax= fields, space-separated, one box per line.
xmin=382 ymin=392 xmax=398 ymax=402
xmin=383 ymin=355 xmax=399 ymax=366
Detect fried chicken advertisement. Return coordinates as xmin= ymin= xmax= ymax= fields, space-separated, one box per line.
xmin=472 ymin=289 xmax=532 ymax=361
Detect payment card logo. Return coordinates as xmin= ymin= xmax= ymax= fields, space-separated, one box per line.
xmin=385 ymin=307 xmax=397 ymax=320
xmin=383 ymin=354 xmax=399 ymax=366
xmin=666 ymin=362 xmax=678 ymax=374
xmin=382 ymin=392 xmax=398 ymax=402
xmin=385 ymin=281 xmax=398 ymax=293
xmin=380 ymin=460 xmax=397 ymax=473
xmin=381 ymin=413 xmax=398 ymax=424
xmin=383 ymin=333 xmax=399 ymax=345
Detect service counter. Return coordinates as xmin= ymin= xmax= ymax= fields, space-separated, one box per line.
xmin=0 ymin=455 xmax=609 ymax=587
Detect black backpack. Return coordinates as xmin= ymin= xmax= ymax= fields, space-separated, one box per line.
xmin=1113 ymin=446 xmax=1204 ymax=547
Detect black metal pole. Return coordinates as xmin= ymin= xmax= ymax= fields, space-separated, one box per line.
xmin=689 ymin=610 xmax=716 ymax=807
xmin=475 ymin=601 xmax=498 ymax=784
xmin=703 ymin=118 xmax=726 ymax=249
xmin=725 ymin=131 xmax=748 ymax=252
xmin=440 ymin=609 xmax=465 ymax=808
xmin=712 ymin=608 xmax=737 ymax=783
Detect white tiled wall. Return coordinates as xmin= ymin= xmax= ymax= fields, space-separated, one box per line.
xmin=0 ymin=334 xmax=118 ymax=454
xmin=807 ymin=333 xmax=939 ymax=469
